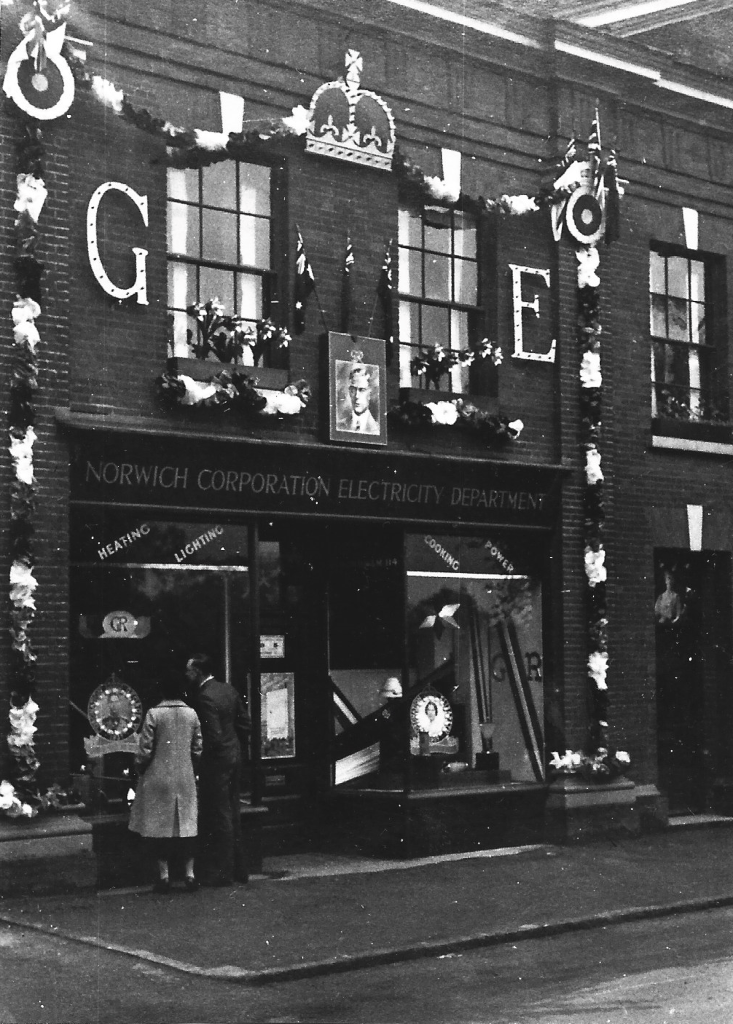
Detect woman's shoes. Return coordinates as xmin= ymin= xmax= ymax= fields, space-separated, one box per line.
xmin=184 ymin=876 xmax=199 ymax=892
xmin=152 ymin=879 xmax=171 ymax=894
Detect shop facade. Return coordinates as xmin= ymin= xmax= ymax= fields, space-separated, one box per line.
xmin=4 ymin=0 xmax=733 ymax=852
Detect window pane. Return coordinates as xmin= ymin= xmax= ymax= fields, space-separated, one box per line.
xmin=449 ymin=309 xmax=469 ymax=392
xmin=667 ymin=296 xmax=688 ymax=342
xmin=199 ymin=266 xmax=235 ymax=310
xmin=168 ymin=168 xmax=198 ymax=203
xmin=650 ymin=294 xmax=667 ymax=337
xmin=202 ymin=208 xmax=238 ymax=265
xmin=454 ymin=257 xmax=477 ymax=305
xmin=649 ymin=250 xmax=665 ymax=294
xmin=169 ymin=308 xmax=192 ymax=357
xmin=399 ymin=300 xmax=418 ymax=346
xmin=690 ymin=260 xmax=705 ymax=303
xmin=237 ymin=273 xmax=262 ymax=320
xmin=399 ymin=301 xmax=420 ymax=386
xmin=667 ymin=256 xmax=688 ymax=299
xmin=669 ymin=343 xmax=690 ymax=388
xmin=168 ymin=261 xmax=196 ymax=313
xmin=424 ymin=210 xmax=451 ymax=254
xmin=239 ymin=215 xmax=270 ymax=269
xmin=202 ymin=162 xmax=236 ymax=210
xmin=167 ymin=201 xmax=199 ymax=257
xmin=453 ymin=213 xmax=476 ymax=259
xmin=421 ymin=303 xmax=450 ymax=348
xmin=690 ymin=303 xmax=706 ymax=346
xmin=239 ymin=164 xmax=271 ymax=216
xmin=424 ymin=253 xmax=451 ymax=301
xmin=399 ymin=248 xmax=421 ymax=297
xmin=398 ymin=207 xmax=422 ymax=248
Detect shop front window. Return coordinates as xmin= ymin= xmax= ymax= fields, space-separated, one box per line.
xmin=405 ymin=533 xmax=544 ymax=782
xmin=331 ymin=530 xmax=546 ymax=789
xmin=69 ymin=511 xmax=253 ymax=798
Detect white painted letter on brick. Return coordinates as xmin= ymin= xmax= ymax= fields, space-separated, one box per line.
xmin=509 ymin=264 xmax=554 ymax=363
xmin=87 ymin=182 xmax=149 ymax=305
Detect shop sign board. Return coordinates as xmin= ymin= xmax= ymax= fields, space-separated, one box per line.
xmin=70 ymin=435 xmax=561 ymax=528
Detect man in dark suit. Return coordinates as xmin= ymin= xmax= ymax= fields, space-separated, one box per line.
xmin=185 ymin=653 xmax=251 ymax=885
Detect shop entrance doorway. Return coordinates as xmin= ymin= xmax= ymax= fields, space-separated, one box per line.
xmin=654 ymin=550 xmax=731 ymax=815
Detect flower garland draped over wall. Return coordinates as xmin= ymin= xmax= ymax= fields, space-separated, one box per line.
xmin=577 ymin=247 xmax=609 ymax=752
xmin=3 ymin=123 xmax=46 ymax=817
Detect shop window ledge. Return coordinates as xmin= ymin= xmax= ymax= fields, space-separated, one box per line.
xmin=167 ymin=357 xmax=288 ymax=390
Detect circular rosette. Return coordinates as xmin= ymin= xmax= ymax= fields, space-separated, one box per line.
xmin=565 ymin=187 xmax=605 ymax=246
xmin=3 ymin=46 xmax=75 ymax=120
xmin=88 ymin=681 xmax=143 ymax=740
xmin=410 ymin=693 xmax=453 ymax=741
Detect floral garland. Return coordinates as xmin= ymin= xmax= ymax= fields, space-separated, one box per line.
xmin=391 ymin=397 xmax=523 ymax=446
xmin=548 ymin=244 xmax=628 ymax=781
xmin=64 ymin=48 xmax=579 ymax=217
xmin=158 ymin=370 xmax=311 ymax=417
xmin=577 ymin=246 xmax=610 ymax=756
xmin=64 ymin=48 xmax=310 ymax=166
xmin=3 ymin=124 xmax=45 ymax=818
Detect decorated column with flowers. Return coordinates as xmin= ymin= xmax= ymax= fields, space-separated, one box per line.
xmin=3 ymin=124 xmax=46 ymax=818
xmin=547 ymin=118 xmax=630 ymax=787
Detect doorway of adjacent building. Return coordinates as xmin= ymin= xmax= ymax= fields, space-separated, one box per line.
xmin=654 ymin=550 xmax=731 ymax=815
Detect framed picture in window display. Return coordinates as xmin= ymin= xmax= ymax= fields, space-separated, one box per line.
xmin=329 ymin=333 xmax=387 ymax=445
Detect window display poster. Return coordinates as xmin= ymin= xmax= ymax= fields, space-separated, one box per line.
xmin=261 ymin=672 xmax=296 ymax=758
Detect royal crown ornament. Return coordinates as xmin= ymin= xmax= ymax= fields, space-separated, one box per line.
xmin=306 ymin=50 xmax=395 ymax=171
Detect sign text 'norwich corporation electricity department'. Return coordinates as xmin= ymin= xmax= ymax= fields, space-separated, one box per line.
xmin=72 ymin=439 xmax=560 ymax=527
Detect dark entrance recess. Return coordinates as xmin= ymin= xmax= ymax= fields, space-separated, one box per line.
xmin=654 ymin=550 xmax=732 ymax=815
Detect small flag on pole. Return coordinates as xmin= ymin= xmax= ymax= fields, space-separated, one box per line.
xmin=588 ymin=108 xmax=602 ymax=193
xmin=604 ymin=150 xmax=620 ymax=245
xmin=293 ymin=227 xmax=315 ymax=335
xmin=377 ymin=240 xmax=394 ymax=363
xmin=340 ymin=236 xmax=354 ymax=333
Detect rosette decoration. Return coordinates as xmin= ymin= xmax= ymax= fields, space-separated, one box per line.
xmin=4 ymin=124 xmax=46 ymax=813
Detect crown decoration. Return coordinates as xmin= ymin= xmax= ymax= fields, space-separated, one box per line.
xmin=306 ymin=50 xmax=395 ymax=171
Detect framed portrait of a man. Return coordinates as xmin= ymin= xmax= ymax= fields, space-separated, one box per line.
xmin=328 ymin=333 xmax=387 ymax=445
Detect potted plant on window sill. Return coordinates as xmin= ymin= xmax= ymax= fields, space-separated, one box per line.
xmin=399 ymin=339 xmax=502 ymax=414
xmin=167 ymin=299 xmax=290 ymax=390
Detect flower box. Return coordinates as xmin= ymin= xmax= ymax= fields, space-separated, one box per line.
xmin=399 ymin=388 xmax=498 ymax=415
xmin=167 ymin=357 xmax=288 ymax=391
xmin=652 ymin=417 xmax=732 ymax=444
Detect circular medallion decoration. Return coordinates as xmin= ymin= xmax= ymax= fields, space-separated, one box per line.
xmin=565 ymin=188 xmax=605 ymax=246
xmin=3 ymin=47 xmax=75 ymax=121
xmin=410 ymin=693 xmax=453 ymax=741
xmin=88 ymin=679 xmax=143 ymax=740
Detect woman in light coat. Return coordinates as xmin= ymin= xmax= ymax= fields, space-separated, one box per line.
xmin=128 ymin=674 xmax=203 ymax=892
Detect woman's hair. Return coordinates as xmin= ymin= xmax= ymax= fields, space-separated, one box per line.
xmin=156 ymin=672 xmax=187 ymax=702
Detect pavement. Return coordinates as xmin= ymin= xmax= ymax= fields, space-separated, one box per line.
xmin=1 ymin=815 xmax=733 ymax=983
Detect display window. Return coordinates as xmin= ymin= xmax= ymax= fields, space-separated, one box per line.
xmin=406 ymin=532 xmax=545 ymax=782
xmin=331 ymin=530 xmax=547 ymax=788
